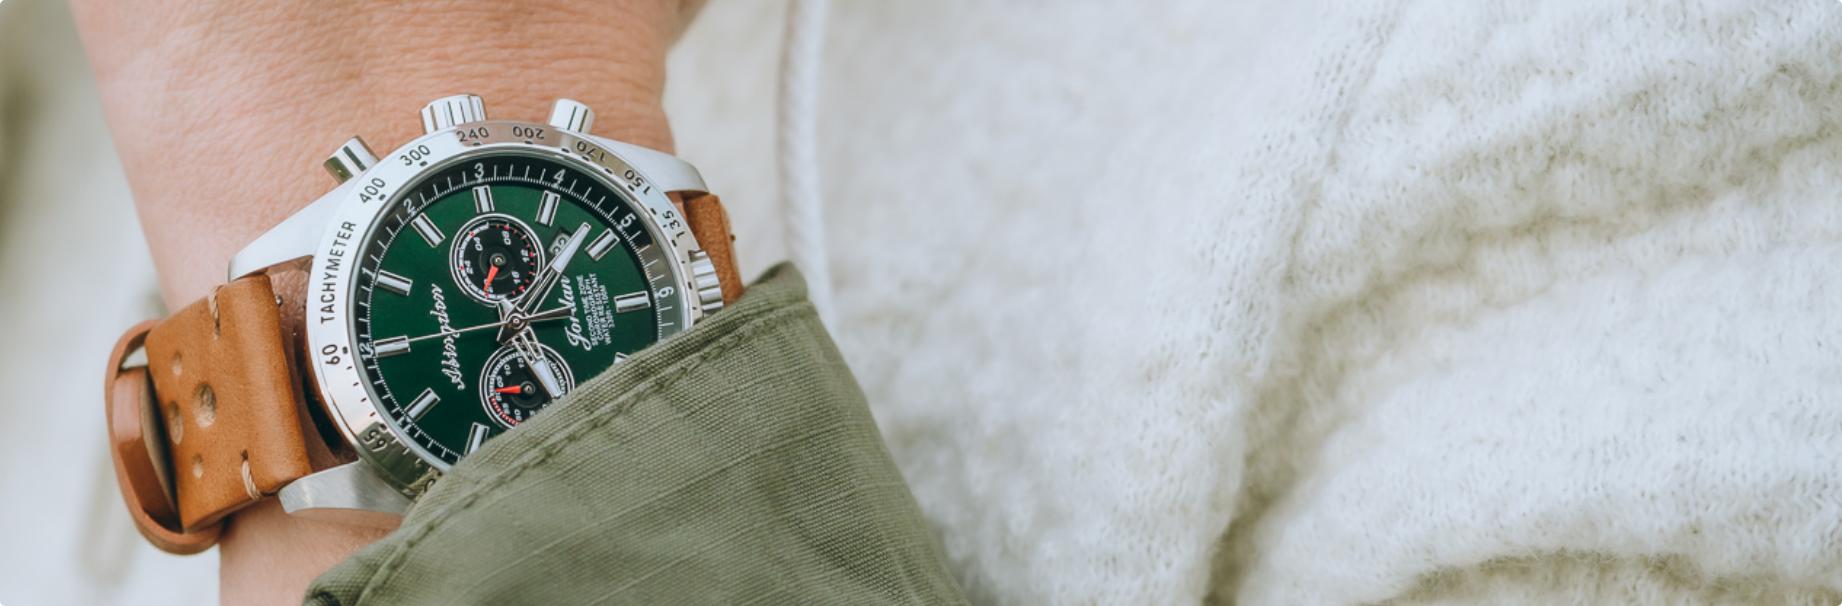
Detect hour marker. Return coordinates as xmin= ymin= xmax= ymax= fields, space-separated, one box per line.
xmin=614 ymin=291 xmax=651 ymax=313
xmin=537 ymin=191 xmax=559 ymax=226
xmin=585 ymin=230 xmax=617 ymax=260
xmin=410 ymin=214 xmax=444 ymax=246
xmin=375 ymin=271 xmax=413 ymax=296
xmin=406 ymin=388 xmax=440 ymax=420
xmin=375 ymin=336 xmax=410 ymax=357
xmin=472 ymin=185 xmax=495 ymax=213
xmin=466 ymin=422 xmax=490 ymax=454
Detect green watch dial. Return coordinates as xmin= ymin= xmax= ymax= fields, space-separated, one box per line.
xmin=351 ymin=152 xmax=680 ymax=465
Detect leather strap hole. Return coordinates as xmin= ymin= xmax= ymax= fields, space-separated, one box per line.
xmin=164 ymin=402 xmax=184 ymax=444
xmin=194 ymin=384 xmax=217 ymax=427
xmin=116 ymin=274 xmax=311 ymax=545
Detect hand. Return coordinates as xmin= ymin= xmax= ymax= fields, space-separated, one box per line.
xmin=491 ymin=300 xmax=570 ymax=399
xmin=499 ymin=223 xmax=589 ymax=343
xmin=398 ymin=305 xmax=573 ymax=346
xmin=527 ymin=223 xmax=590 ymax=313
xmin=512 ymin=330 xmax=566 ymax=398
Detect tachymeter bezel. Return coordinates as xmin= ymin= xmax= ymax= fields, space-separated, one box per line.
xmin=305 ymin=121 xmax=707 ymax=496
xmin=358 ymin=154 xmax=672 ymax=467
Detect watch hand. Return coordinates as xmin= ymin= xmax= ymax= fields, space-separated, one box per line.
xmin=493 ymin=386 xmax=525 ymax=395
xmin=493 ymin=299 xmax=521 ymax=344
xmin=527 ymin=357 xmax=564 ymax=399
xmin=483 ymin=264 xmax=500 ymax=294
xmin=400 ymin=319 xmax=506 ymax=345
xmin=523 ymin=305 xmax=574 ymax=323
xmin=396 ymin=304 xmax=573 ymax=346
xmin=513 ymin=331 xmax=565 ymax=398
xmin=524 ymin=224 xmax=589 ymax=313
xmin=500 ymin=224 xmax=589 ymax=342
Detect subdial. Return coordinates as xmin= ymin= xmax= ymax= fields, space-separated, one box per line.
xmin=450 ymin=214 xmax=544 ymax=304
xmin=479 ymin=343 xmax=576 ymax=427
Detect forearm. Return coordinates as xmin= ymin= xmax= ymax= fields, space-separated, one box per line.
xmin=70 ymin=1 xmax=692 ymax=602
xmin=71 ymin=0 xmax=689 ymax=307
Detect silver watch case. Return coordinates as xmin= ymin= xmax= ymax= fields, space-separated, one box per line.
xmin=233 ymin=105 xmax=717 ymax=514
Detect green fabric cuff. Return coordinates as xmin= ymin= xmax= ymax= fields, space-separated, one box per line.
xmin=307 ymin=264 xmax=965 ymax=605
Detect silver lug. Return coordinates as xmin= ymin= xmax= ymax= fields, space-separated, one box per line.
xmin=420 ymin=94 xmax=486 ymax=133
xmin=689 ymin=249 xmax=723 ymax=313
xmin=323 ymin=136 xmax=378 ymax=183
xmin=228 ymin=178 xmax=353 ymax=280
xmin=279 ymin=461 xmax=412 ymax=526
xmin=548 ymin=98 xmax=595 ymax=134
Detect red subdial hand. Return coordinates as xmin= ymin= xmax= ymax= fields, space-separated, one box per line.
xmin=494 ymin=386 xmax=524 ymax=394
xmin=483 ymin=264 xmax=500 ymax=294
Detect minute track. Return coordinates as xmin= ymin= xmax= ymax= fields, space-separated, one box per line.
xmin=350 ymin=152 xmax=677 ymax=466
xmin=289 ymin=103 xmax=717 ymax=511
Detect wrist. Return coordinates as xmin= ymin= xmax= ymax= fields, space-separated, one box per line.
xmin=73 ymin=2 xmax=691 ymax=602
xmin=74 ymin=0 xmax=684 ymax=308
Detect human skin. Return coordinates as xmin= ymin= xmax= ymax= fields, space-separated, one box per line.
xmin=70 ymin=1 xmax=696 ymax=602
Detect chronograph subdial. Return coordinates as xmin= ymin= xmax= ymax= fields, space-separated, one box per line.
xmin=479 ymin=343 xmax=577 ymax=428
xmin=450 ymin=213 xmax=544 ymax=304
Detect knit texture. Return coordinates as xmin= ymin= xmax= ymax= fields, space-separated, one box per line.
xmin=671 ymin=0 xmax=1842 ymax=603
xmin=1222 ymin=2 xmax=1842 ymax=603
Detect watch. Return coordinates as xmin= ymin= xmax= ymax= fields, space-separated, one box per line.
xmin=102 ymin=94 xmax=743 ymax=553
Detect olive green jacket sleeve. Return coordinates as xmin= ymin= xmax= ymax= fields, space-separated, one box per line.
xmin=307 ymin=264 xmax=966 ymax=606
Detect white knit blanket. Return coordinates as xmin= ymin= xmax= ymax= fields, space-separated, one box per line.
xmin=675 ymin=0 xmax=1842 ymax=603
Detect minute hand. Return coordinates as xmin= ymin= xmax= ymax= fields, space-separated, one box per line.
xmin=498 ymin=223 xmax=590 ymax=343
xmin=523 ymin=222 xmax=589 ymax=314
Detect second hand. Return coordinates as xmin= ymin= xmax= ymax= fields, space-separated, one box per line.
xmin=400 ymin=304 xmax=575 ymax=345
xmin=401 ymin=320 xmax=504 ymax=345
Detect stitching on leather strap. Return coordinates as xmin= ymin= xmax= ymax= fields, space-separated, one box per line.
xmin=240 ymin=453 xmax=259 ymax=501
xmin=206 ymin=287 xmax=222 ymax=336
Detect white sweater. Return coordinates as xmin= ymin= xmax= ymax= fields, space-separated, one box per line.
xmin=671 ymin=0 xmax=1842 ymax=603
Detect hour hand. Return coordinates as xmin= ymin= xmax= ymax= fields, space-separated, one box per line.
xmin=515 ymin=331 xmax=565 ymax=398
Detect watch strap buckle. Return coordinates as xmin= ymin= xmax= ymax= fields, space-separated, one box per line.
xmin=106 ymin=320 xmax=220 ymax=554
xmin=103 ymin=274 xmax=317 ymax=554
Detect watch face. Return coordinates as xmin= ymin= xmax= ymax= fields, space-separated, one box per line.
xmin=350 ymin=152 xmax=680 ymax=465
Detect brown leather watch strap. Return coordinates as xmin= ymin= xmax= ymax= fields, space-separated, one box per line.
xmin=682 ymin=193 xmax=744 ymax=304
xmin=109 ymin=194 xmax=740 ymax=554
xmin=106 ymin=321 xmax=219 ymax=554
xmin=104 ymin=273 xmax=314 ymax=552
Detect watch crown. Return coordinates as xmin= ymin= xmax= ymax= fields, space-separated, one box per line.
xmin=547 ymin=99 xmax=595 ymax=134
xmin=688 ymin=250 xmax=724 ymax=313
xmin=420 ymin=94 xmax=486 ymax=134
xmin=323 ymin=136 xmax=378 ymax=183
